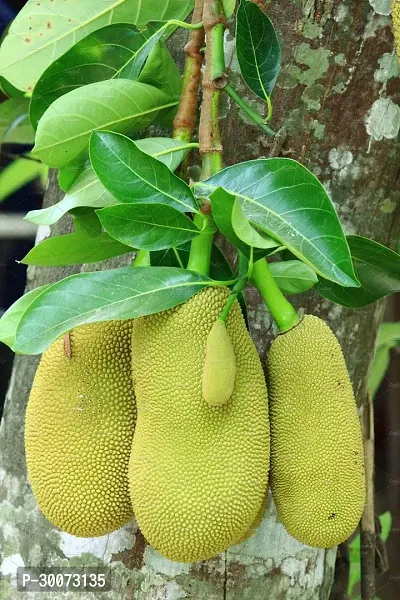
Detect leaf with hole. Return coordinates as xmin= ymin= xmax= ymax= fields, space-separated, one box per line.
xmin=315 ymin=235 xmax=400 ymax=307
xmin=197 ymin=158 xmax=358 ymax=287
xmin=26 ymin=137 xmax=191 ymax=225
xmin=269 ymin=260 xmax=318 ymax=294
xmin=97 ymin=203 xmax=200 ymax=251
xmin=0 ymin=97 xmax=35 ymax=144
xmin=14 ymin=267 xmax=212 ymax=354
xmin=0 ymin=0 xmax=194 ymax=92
xmin=29 ymin=22 xmax=172 ymax=128
xmin=236 ymin=0 xmax=281 ymax=101
xmin=90 ymin=130 xmax=197 ymax=213
xmin=33 ymin=79 xmax=177 ymax=168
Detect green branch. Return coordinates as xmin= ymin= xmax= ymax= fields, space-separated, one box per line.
xmin=224 ymin=84 xmax=275 ymax=136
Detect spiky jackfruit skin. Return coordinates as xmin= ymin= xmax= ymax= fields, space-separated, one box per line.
xmin=25 ymin=321 xmax=136 ymax=537
xmin=268 ymin=315 xmax=365 ymax=548
xmin=202 ymin=319 xmax=236 ymax=406
xmin=129 ymin=287 xmax=269 ymax=562
xmin=392 ymin=1 xmax=400 ymax=64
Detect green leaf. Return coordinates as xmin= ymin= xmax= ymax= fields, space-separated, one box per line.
xmin=0 ymin=284 xmax=52 ymax=349
xmin=231 ymin=197 xmax=279 ymax=249
xmin=90 ymin=130 xmax=197 ymax=213
xmin=138 ymin=40 xmax=182 ymax=100
xmin=33 ymin=79 xmax=177 ymax=168
xmin=26 ymin=137 xmax=191 ymax=226
xmin=21 ymin=232 xmax=133 ymax=266
xmin=315 ymin=235 xmax=400 ymax=307
xmin=269 ymin=260 xmax=318 ymax=294
xmin=377 ymin=322 xmax=400 ymax=348
xmin=210 ymin=188 xmax=273 ymax=261
xmin=0 ymin=0 xmax=194 ymax=92
xmin=197 ymin=159 xmax=358 ymax=287
xmin=14 ymin=267 xmax=212 ymax=355
xmin=0 ymin=76 xmax=25 ymax=98
xmin=236 ymin=0 xmax=281 ymax=100
xmin=71 ymin=208 xmax=102 ymax=238
xmin=97 ymin=203 xmax=200 ymax=251
xmin=0 ymin=158 xmax=47 ymax=204
xmin=379 ymin=511 xmax=392 ymax=543
xmin=0 ymin=97 xmax=35 ymax=144
xmin=29 ymin=22 xmax=171 ymax=129
xmin=368 ymin=346 xmax=391 ymax=399
xmin=222 ymin=0 xmax=237 ymax=18
xmin=58 ymin=163 xmax=82 ymax=192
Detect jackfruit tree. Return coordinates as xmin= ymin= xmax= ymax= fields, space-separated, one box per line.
xmin=0 ymin=0 xmax=399 ymax=598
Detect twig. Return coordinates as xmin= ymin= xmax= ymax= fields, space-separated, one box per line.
xmin=360 ymin=393 xmax=375 ymax=600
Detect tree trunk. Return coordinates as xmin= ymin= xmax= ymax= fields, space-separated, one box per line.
xmin=0 ymin=1 xmax=399 ymax=598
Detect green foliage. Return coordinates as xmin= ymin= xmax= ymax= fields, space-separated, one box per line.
xmin=13 ymin=268 xmax=212 ymax=355
xmin=231 ymin=197 xmax=280 ymax=250
xmin=0 ymin=284 xmax=51 ymax=349
xmin=90 ymin=131 xmax=198 ymax=213
xmin=0 ymin=0 xmax=194 ymax=92
xmin=0 ymin=158 xmax=47 ymax=204
xmin=269 ymin=261 xmax=318 ymax=295
xmin=369 ymin=323 xmax=400 ymax=398
xmin=236 ymin=0 xmax=281 ymax=101
xmin=97 ymin=203 xmax=200 ymax=251
xmin=0 ymin=97 xmax=35 ymax=144
xmin=33 ymin=80 xmax=176 ymax=168
xmin=138 ymin=41 xmax=182 ymax=100
xmin=222 ymin=0 xmax=236 ymax=18
xmin=316 ymin=236 xmax=400 ymax=307
xmin=197 ymin=159 xmax=359 ymax=287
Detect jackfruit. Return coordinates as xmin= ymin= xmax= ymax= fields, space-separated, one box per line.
xmin=202 ymin=318 xmax=236 ymax=406
xmin=25 ymin=321 xmax=136 ymax=537
xmin=129 ymin=287 xmax=269 ymax=562
xmin=392 ymin=1 xmax=400 ymax=64
xmin=267 ymin=315 xmax=365 ymax=548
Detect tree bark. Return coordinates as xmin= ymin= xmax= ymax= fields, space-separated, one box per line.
xmin=0 ymin=1 xmax=399 ymax=599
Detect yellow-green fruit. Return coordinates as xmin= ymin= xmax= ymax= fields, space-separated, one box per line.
xmin=129 ymin=287 xmax=269 ymax=562
xmin=202 ymin=319 xmax=236 ymax=406
xmin=25 ymin=321 xmax=136 ymax=537
xmin=268 ymin=315 xmax=365 ymax=548
xmin=392 ymin=1 xmax=400 ymax=64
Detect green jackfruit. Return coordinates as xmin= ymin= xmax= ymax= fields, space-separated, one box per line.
xmin=202 ymin=319 xmax=236 ymax=406
xmin=25 ymin=321 xmax=136 ymax=537
xmin=129 ymin=287 xmax=269 ymax=562
xmin=268 ymin=315 xmax=365 ymax=548
xmin=392 ymin=1 xmax=400 ymax=64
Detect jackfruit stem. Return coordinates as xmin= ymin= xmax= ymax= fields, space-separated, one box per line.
xmin=252 ymin=258 xmax=299 ymax=332
xmin=219 ymin=277 xmax=247 ymax=322
xmin=133 ymin=250 xmax=151 ymax=267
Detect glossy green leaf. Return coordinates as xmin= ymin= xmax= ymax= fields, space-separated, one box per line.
xmin=377 ymin=322 xmax=400 ymax=348
xmin=0 ymin=284 xmax=51 ymax=349
xmin=21 ymin=232 xmax=133 ymax=266
xmin=315 ymin=235 xmax=400 ymax=307
xmin=0 ymin=76 xmax=25 ymax=98
xmin=222 ymin=0 xmax=236 ymax=18
xmin=58 ymin=163 xmax=83 ymax=192
xmin=26 ymin=137 xmax=191 ymax=226
xmin=236 ymin=0 xmax=281 ymax=100
xmin=197 ymin=159 xmax=358 ymax=287
xmin=368 ymin=346 xmax=391 ymax=399
xmin=0 ymin=158 xmax=47 ymax=204
xmin=14 ymin=267 xmax=212 ymax=354
xmin=210 ymin=188 xmax=272 ymax=261
xmin=33 ymin=79 xmax=177 ymax=168
xmin=97 ymin=203 xmax=200 ymax=251
xmin=269 ymin=260 xmax=318 ymax=294
xmin=0 ymin=97 xmax=35 ymax=144
xmin=0 ymin=0 xmax=194 ymax=92
xmin=90 ymin=130 xmax=197 ymax=213
xmin=29 ymin=22 xmax=171 ymax=129
xmin=231 ymin=197 xmax=279 ymax=249
xmin=138 ymin=41 xmax=181 ymax=100
xmin=71 ymin=208 xmax=102 ymax=238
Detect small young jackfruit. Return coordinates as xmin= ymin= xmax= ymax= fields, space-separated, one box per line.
xmin=202 ymin=319 xmax=236 ymax=406
xmin=268 ymin=315 xmax=365 ymax=548
xmin=25 ymin=321 xmax=136 ymax=537
xmin=129 ymin=287 xmax=269 ymax=562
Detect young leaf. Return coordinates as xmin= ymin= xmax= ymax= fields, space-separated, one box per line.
xmin=231 ymin=197 xmax=279 ymax=249
xmin=0 ymin=0 xmax=194 ymax=92
xmin=0 ymin=158 xmax=47 ymax=204
xmin=236 ymin=0 xmax=281 ymax=101
xmin=269 ymin=260 xmax=318 ymax=294
xmin=138 ymin=41 xmax=182 ymax=100
xmin=97 ymin=203 xmax=200 ymax=251
xmin=21 ymin=232 xmax=133 ymax=267
xmin=196 ymin=158 xmax=358 ymax=287
xmin=90 ymin=131 xmax=197 ymax=213
xmin=0 ymin=284 xmax=52 ymax=349
xmin=315 ymin=235 xmax=400 ymax=307
xmin=26 ymin=138 xmax=191 ymax=226
xmin=14 ymin=267 xmax=212 ymax=355
xmin=29 ymin=22 xmax=172 ymax=128
xmin=33 ymin=80 xmax=177 ymax=168
xmin=0 ymin=97 xmax=35 ymax=144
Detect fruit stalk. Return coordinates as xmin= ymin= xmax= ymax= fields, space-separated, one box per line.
xmin=187 ymin=0 xmax=227 ymax=275
xmin=251 ymin=257 xmax=299 ymax=332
